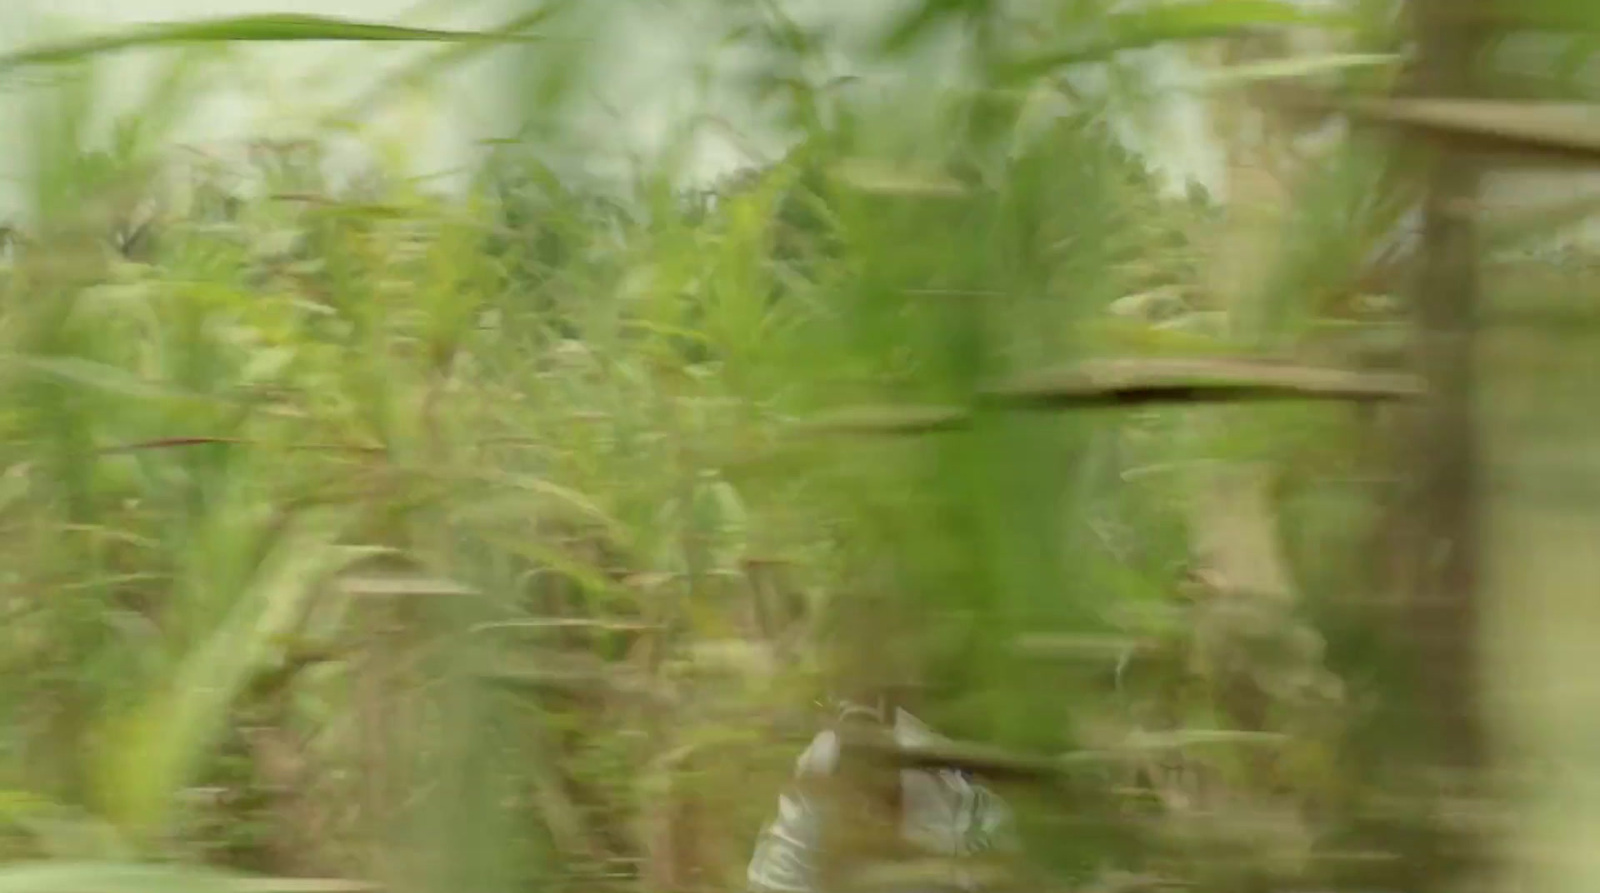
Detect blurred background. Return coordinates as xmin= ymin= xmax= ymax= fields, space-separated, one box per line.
xmin=0 ymin=1 xmax=1597 ymax=893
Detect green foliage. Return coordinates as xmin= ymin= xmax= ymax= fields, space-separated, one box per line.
xmin=2 ymin=1 xmax=1588 ymax=893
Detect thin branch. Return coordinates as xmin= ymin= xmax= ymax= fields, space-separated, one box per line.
xmin=799 ymin=358 xmax=1421 ymax=434
xmin=984 ymin=357 xmax=1422 ymax=408
xmin=797 ymin=405 xmax=969 ymax=435
xmin=94 ymin=436 xmax=384 ymax=456
xmin=1270 ymin=89 xmax=1600 ymax=165
xmin=836 ymin=727 xmax=1286 ymax=781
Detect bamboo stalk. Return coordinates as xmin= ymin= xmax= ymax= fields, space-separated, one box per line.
xmin=1406 ymin=0 xmax=1490 ymax=780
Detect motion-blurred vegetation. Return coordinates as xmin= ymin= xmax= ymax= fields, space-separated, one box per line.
xmin=2 ymin=1 xmax=1599 ymax=892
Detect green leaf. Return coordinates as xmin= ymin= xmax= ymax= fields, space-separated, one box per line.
xmin=1002 ymin=1 xmax=1359 ymax=82
xmin=0 ymin=14 xmax=547 ymax=75
xmin=1196 ymin=52 xmax=1402 ymax=88
xmin=89 ymin=510 xmax=364 ymax=842
xmin=0 ymin=862 xmax=238 ymax=893
xmin=0 ymin=863 xmax=378 ymax=893
xmin=5 ymin=355 xmax=197 ymax=404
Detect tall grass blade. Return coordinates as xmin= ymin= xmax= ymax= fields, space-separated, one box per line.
xmin=1001 ymin=0 xmax=1359 ymax=81
xmin=89 ymin=510 xmax=365 ymax=842
xmin=0 ymin=14 xmax=549 ymax=75
xmin=328 ymin=3 xmax=568 ymax=126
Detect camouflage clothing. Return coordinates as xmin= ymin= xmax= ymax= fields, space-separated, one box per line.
xmin=746 ymin=702 xmax=1015 ymax=893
